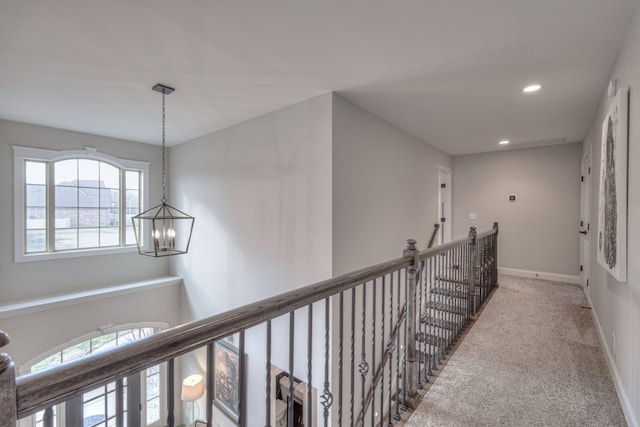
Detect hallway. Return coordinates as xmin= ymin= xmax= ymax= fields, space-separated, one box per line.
xmin=406 ymin=275 xmax=626 ymax=427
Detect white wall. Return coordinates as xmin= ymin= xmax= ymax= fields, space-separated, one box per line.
xmin=584 ymin=2 xmax=640 ymax=425
xmin=0 ymin=119 xmax=177 ymax=367
xmin=452 ymin=143 xmax=582 ymax=277
xmin=331 ymin=94 xmax=451 ymax=275
xmin=330 ymin=94 xmax=451 ymax=425
xmin=2 ymin=284 xmax=181 ymax=367
xmin=0 ymin=119 xmax=170 ymax=304
xmin=169 ymin=94 xmax=333 ymax=427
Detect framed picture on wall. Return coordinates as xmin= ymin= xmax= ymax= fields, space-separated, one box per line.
xmin=213 ymin=340 xmax=241 ymax=422
xmin=597 ymin=86 xmax=629 ymax=282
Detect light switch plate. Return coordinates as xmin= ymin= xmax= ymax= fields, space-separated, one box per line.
xmin=469 ymin=212 xmax=477 ymax=220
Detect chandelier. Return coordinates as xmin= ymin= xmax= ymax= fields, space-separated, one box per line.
xmin=132 ymin=84 xmax=194 ymax=257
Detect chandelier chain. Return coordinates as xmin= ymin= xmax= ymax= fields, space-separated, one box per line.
xmin=161 ymin=92 xmax=167 ymax=203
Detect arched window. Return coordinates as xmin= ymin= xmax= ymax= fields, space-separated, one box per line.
xmin=19 ymin=323 xmax=166 ymax=427
xmin=13 ymin=146 xmax=149 ymax=262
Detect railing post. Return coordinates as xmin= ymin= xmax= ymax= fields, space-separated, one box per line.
xmin=467 ymin=227 xmax=477 ymax=318
xmin=403 ymin=239 xmax=419 ymax=405
xmin=493 ymin=222 xmax=499 ymax=288
xmin=0 ymin=331 xmax=17 ymax=427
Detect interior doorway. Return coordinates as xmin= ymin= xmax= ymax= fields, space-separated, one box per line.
xmin=580 ymin=149 xmax=591 ymax=299
xmin=438 ymin=166 xmax=452 ymax=245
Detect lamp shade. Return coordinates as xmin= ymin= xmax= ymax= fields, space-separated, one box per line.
xmin=181 ymin=374 xmax=204 ymax=402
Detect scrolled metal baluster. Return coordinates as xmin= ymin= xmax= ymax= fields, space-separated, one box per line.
xmin=322 ymin=298 xmax=333 ymax=427
xmin=288 ymin=312 xmax=295 ymax=427
xmin=380 ymin=275 xmax=386 ymax=427
xmin=393 ymin=270 xmax=401 ymax=421
xmin=400 ymin=268 xmax=408 ymax=411
xmin=350 ymin=287 xmax=356 ymax=427
xmin=370 ymin=278 xmax=376 ymax=427
xmin=359 ymin=283 xmax=369 ymax=425
xmin=421 ymin=260 xmax=428 ymax=383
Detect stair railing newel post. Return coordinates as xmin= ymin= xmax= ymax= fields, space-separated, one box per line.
xmin=0 ymin=330 xmax=17 ymax=427
xmin=467 ymin=227 xmax=478 ymax=318
xmin=403 ymin=239 xmax=420 ymax=407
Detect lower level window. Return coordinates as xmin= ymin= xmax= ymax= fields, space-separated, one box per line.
xmin=20 ymin=324 xmax=165 ymax=427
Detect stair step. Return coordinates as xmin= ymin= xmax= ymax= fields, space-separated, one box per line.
xmin=433 ymin=277 xmax=491 ymax=288
xmin=416 ymin=332 xmax=441 ymax=345
xmin=430 ymin=287 xmax=468 ymax=299
xmin=420 ymin=316 xmax=458 ymax=331
xmin=425 ymin=301 xmax=467 ymax=316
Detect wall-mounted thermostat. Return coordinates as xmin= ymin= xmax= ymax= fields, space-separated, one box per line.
xmin=508 ymin=194 xmax=517 ymax=202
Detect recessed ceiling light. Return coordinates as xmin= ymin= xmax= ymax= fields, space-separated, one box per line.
xmin=523 ymin=84 xmax=542 ymax=93
xmin=499 ymin=140 xmax=510 ymax=145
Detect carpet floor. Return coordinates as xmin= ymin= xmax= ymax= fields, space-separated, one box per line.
xmin=405 ymin=274 xmax=626 ymax=427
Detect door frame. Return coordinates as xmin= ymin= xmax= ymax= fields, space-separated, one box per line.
xmin=580 ymin=147 xmax=592 ymax=299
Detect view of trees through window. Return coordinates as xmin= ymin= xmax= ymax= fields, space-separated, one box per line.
xmin=27 ymin=326 xmax=162 ymax=427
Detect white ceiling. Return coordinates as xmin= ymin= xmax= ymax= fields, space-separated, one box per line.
xmin=0 ymin=1 xmax=637 ymax=155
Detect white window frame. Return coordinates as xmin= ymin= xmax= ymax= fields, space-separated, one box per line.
xmin=18 ymin=322 xmax=168 ymax=427
xmin=13 ymin=145 xmax=150 ymax=262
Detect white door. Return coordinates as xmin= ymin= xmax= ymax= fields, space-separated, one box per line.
xmin=580 ymin=150 xmax=591 ymax=299
xmin=438 ymin=166 xmax=452 ymax=245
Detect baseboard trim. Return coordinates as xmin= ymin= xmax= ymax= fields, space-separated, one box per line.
xmin=587 ymin=294 xmax=639 ymax=427
xmin=498 ymin=267 xmax=580 ymax=284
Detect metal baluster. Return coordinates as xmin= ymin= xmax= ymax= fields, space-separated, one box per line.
xmin=456 ymin=246 xmax=462 ymax=334
xmin=453 ymin=248 xmax=458 ymax=342
xmin=468 ymin=227 xmax=477 ymax=317
xmin=338 ymin=293 xmax=343 ymax=427
xmin=288 ymin=312 xmax=295 ymax=427
xmin=393 ymin=269 xmax=401 ymax=421
xmin=445 ymin=250 xmax=451 ymax=353
xmin=43 ymin=407 xmax=54 ymax=427
xmin=380 ymin=275 xmax=386 ymax=427
xmin=494 ymin=223 xmax=499 ymax=289
xmin=115 ymin=378 xmax=123 ymax=427
xmin=370 ymin=278 xmax=376 ymax=427
xmin=417 ymin=260 xmax=423 ymax=389
xmin=388 ymin=272 xmax=396 ymax=426
xmin=322 ymin=298 xmax=333 ymax=427
xmin=437 ymin=252 xmax=444 ymax=364
xmin=458 ymin=246 xmax=463 ymax=333
xmin=239 ymin=331 xmax=246 ymax=427
xmin=167 ymin=358 xmax=175 ymax=427
xmin=350 ymin=287 xmax=356 ymax=427
xmin=266 ymin=321 xmax=272 ymax=427
xmin=207 ymin=343 xmax=214 ymax=427
xmin=428 ymin=256 xmax=435 ymax=375
xmin=359 ymin=283 xmax=368 ymax=426
xmin=401 ymin=268 xmax=407 ymax=411
xmin=307 ymin=306 xmax=313 ymax=427
xmin=421 ymin=260 xmax=428 ymax=383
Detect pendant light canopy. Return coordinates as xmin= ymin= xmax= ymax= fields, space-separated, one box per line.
xmin=132 ymin=84 xmax=194 ymax=257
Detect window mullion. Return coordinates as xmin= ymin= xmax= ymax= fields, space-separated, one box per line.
xmin=121 ymin=169 xmax=126 ymax=246
xmin=47 ymin=161 xmax=55 ymax=253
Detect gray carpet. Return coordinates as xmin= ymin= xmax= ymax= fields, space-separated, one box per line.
xmin=406 ymin=274 xmax=626 ymax=427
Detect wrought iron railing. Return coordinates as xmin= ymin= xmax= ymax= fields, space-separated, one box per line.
xmin=0 ymin=224 xmax=498 ymax=427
